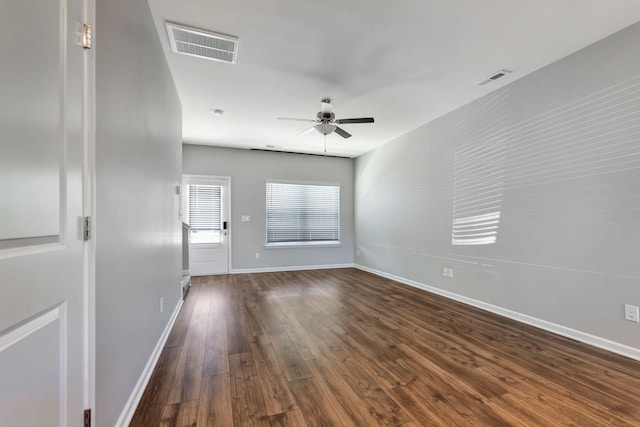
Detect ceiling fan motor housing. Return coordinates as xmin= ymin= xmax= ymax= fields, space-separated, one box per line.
xmin=317 ymin=111 xmax=335 ymax=122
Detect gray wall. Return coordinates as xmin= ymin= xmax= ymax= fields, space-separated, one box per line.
xmin=183 ymin=145 xmax=354 ymax=270
xmin=95 ymin=0 xmax=182 ymax=425
xmin=355 ymin=23 xmax=640 ymax=352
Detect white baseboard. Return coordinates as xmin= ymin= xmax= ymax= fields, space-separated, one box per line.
xmin=115 ymin=298 xmax=184 ymax=427
xmin=355 ymin=264 xmax=640 ymax=362
xmin=231 ymin=263 xmax=354 ymax=274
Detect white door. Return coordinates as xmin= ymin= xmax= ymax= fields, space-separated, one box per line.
xmin=183 ymin=175 xmax=230 ymax=275
xmin=0 ymin=0 xmax=91 ymax=425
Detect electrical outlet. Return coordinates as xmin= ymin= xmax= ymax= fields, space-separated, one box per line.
xmin=241 ymin=215 xmax=251 ymax=222
xmin=160 ymin=297 xmax=164 ymax=313
xmin=356 ymin=249 xmax=360 ymax=257
xmin=255 ymin=252 xmax=260 ymax=259
xmin=443 ymin=267 xmax=449 ymax=277
xmin=448 ymin=268 xmax=454 ymax=278
xmin=624 ymin=304 xmax=639 ymax=322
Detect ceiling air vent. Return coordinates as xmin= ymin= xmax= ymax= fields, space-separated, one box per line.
xmin=166 ymin=22 xmax=239 ymax=64
xmin=477 ymin=69 xmax=511 ymax=86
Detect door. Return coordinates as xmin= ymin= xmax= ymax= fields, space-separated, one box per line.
xmin=183 ymin=175 xmax=230 ymax=275
xmin=0 ymin=0 xmax=91 ymax=425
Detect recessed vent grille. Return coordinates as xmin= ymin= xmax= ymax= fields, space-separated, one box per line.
xmin=166 ymin=22 xmax=239 ymax=64
xmin=477 ymin=69 xmax=511 ymax=86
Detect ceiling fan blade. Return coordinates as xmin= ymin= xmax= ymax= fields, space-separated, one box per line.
xmin=335 ymin=117 xmax=375 ymax=124
xmin=297 ymin=126 xmax=317 ymax=137
xmin=277 ymin=117 xmax=317 ymax=123
xmin=334 ymin=126 xmax=352 ymax=139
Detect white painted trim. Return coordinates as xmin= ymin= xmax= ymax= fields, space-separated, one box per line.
xmin=83 ymin=0 xmax=97 ymax=421
xmin=231 ymin=263 xmax=354 ymax=274
xmin=266 ymin=178 xmax=341 ymax=187
xmin=0 ymin=241 xmax=63 ymax=260
xmin=0 ymin=305 xmax=61 ymax=352
xmin=59 ymin=302 xmax=68 ymax=427
xmin=226 ymin=177 xmax=232 ymax=275
xmin=264 ymin=241 xmax=342 ymax=248
xmin=355 ymin=264 xmax=640 ymax=362
xmin=114 ymin=298 xmax=183 ymax=427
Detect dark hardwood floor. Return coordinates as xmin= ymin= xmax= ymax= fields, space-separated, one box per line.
xmin=130 ymin=268 xmax=640 ymax=426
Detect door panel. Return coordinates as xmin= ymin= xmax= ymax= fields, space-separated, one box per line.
xmin=0 ymin=0 xmax=61 ymax=241
xmin=190 ymin=242 xmax=227 ymax=275
xmin=0 ymin=307 xmax=63 ymax=426
xmin=0 ymin=0 xmax=89 ymax=425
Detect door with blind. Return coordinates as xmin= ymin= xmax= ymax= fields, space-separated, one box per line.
xmin=183 ymin=176 xmax=230 ymax=275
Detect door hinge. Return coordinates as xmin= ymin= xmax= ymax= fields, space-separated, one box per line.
xmin=84 ymin=409 xmax=91 ymax=427
xmin=83 ymin=216 xmax=91 ymax=241
xmin=82 ymin=24 xmax=92 ymax=49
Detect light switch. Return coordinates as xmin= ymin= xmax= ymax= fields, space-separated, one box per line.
xmin=241 ymin=215 xmax=251 ymax=222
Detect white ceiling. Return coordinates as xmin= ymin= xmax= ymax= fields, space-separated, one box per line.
xmin=147 ymin=0 xmax=640 ymax=158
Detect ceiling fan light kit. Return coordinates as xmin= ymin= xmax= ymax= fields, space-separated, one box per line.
xmin=316 ymin=123 xmax=337 ymax=135
xmin=278 ymin=98 xmax=374 ymax=140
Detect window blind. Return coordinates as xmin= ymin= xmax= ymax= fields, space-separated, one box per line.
xmin=188 ymin=184 xmax=221 ymax=244
xmin=266 ymin=182 xmax=340 ymax=244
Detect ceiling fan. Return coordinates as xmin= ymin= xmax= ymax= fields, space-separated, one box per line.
xmin=277 ymin=98 xmax=374 ymax=139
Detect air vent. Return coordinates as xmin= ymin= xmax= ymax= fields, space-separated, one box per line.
xmin=166 ymin=22 xmax=239 ymax=64
xmin=477 ymin=69 xmax=511 ymax=86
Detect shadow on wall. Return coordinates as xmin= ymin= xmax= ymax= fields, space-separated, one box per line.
xmin=359 ymin=74 xmax=640 ymax=276
xmin=447 ymin=88 xmax=509 ymax=246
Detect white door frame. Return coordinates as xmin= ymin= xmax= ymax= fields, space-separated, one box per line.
xmin=182 ymin=174 xmax=232 ymax=275
xmin=84 ymin=0 xmax=97 ymax=420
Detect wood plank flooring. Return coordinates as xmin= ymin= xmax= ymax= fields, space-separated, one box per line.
xmin=130 ymin=268 xmax=640 ymax=426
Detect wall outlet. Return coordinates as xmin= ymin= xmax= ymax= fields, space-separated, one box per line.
xmin=443 ymin=267 xmax=449 ymax=277
xmin=241 ymin=215 xmax=251 ymax=222
xmin=624 ymin=304 xmax=639 ymax=322
xmin=255 ymin=252 xmax=260 ymax=259
xmin=448 ymin=268 xmax=454 ymax=278
xmin=160 ymin=297 xmax=164 ymax=313
xmin=356 ymin=249 xmax=360 ymax=257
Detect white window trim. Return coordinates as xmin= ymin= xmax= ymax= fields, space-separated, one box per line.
xmin=264 ymin=241 xmax=342 ymax=249
xmin=266 ymin=178 xmax=341 ymax=187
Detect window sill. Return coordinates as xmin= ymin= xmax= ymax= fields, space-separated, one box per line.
xmin=264 ymin=241 xmax=341 ymax=249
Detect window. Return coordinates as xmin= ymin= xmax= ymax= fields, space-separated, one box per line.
xmin=187 ymin=184 xmax=222 ymax=244
xmin=266 ymin=181 xmax=340 ymax=246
